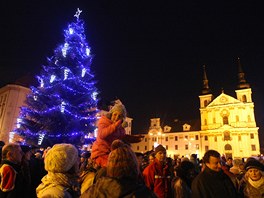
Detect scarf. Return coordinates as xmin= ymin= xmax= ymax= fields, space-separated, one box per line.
xmin=36 ymin=172 xmax=80 ymax=197
xmin=248 ymin=176 xmax=264 ymax=189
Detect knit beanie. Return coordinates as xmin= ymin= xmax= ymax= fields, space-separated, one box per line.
xmin=109 ymin=101 xmax=127 ymax=118
xmin=154 ymin=144 xmax=166 ymax=155
xmin=245 ymin=159 xmax=264 ymax=171
xmin=107 ymin=140 xmax=139 ymax=179
xmin=44 ymin=143 xmax=78 ymax=173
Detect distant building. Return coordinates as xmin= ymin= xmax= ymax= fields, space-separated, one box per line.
xmin=131 ymin=59 xmax=260 ymax=159
xmin=0 ymin=84 xmax=31 ymax=143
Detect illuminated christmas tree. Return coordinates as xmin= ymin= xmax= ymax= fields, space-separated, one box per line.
xmin=14 ymin=9 xmax=98 ymax=146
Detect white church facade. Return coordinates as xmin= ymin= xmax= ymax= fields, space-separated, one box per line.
xmin=131 ymin=59 xmax=260 ymax=159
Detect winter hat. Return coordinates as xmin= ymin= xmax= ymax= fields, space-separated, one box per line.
xmin=109 ymin=100 xmax=127 ymax=118
xmin=107 ymin=140 xmax=139 ymax=179
xmin=44 ymin=143 xmax=78 ymax=173
xmin=245 ymin=159 xmax=264 ymax=171
xmin=154 ymin=144 xmax=166 ymax=155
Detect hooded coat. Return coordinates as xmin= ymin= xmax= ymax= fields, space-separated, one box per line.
xmin=80 ymin=177 xmax=157 ymax=198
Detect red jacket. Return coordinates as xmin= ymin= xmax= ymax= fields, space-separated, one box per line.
xmin=143 ymin=158 xmax=172 ymax=198
xmin=91 ymin=115 xmax=126 ymax=167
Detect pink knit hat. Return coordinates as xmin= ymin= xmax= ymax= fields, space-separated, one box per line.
xmin=44 ymin=143 xmax=78 ymax=173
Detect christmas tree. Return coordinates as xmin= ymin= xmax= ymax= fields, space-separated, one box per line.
xmin=14 ymin=8 xmax=98 ymax=146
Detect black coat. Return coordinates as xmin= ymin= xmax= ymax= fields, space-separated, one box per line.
xmin=191 ymin=166 xmax=238 ymax=198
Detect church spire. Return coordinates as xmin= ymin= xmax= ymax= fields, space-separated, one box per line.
xmin=237 ymin=57 xmax=250 ymax=89
xmin=201 ymin=65 xmax=211 ymax=94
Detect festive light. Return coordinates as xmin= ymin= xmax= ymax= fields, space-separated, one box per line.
xmin=50 ymin=75 xmax=56 ymax=83
xmin=38 ymin=133 xmax=45 ymax=145
xmin=13 ymin=9 xmax=98 ymax=145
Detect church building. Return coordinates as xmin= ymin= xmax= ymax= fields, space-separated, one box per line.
xmin=131 ymin=58 xmax=260 ymax=159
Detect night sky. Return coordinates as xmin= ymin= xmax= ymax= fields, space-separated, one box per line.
xmin=1 ymin=1 xmax=263 ymax=146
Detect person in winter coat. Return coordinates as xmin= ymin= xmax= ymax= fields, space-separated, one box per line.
xmin=238 ymin=159 xmax=264 ymax=197
xmin=143 ymin=144 xmax=173 ymax=198
xmin=81 ymin=139 xmax=157 ymax=198
xmin=91 ymin=99 xmax=142 ymax=168
xmin=36 ymin=143 xmax=80 ymax=198
xmin=0 ymin=143 xmax=26 ymax=198
xmin=191 ymin=150 xmax=238 ymax=198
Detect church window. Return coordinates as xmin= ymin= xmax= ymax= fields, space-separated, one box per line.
xmin=195 ymin=135 xmax=199 ymax=140
xmin=214 ymin=136 xmax=217 ymax=142
xmin=166 ymin=137 xmax=168 ymax=141
xmin=250 ymin=133 xmax=254 ymax=139
xmin=248 ymin=115 xmax=251 ymax=122
xmin=236 ymin=115 xmax=239 ymax=122
xmin=225 ymin=144 xmax=232 ymax=150
xmin=175 ymin=145 xmax=178 ymax=150
xmin=175 ymin=136 xmax=178 ymax=141
xmin=242 ymin=95 xmax=247 ymax=102
xmin=251 ymin=145 xmax=256 ymax=151
xmin=205 ymin=146 xmax=209 ymax=151
xmin=204 ymin=135 xmax=208 ymax=141
xmin=204 ymin=100 xmax=208 ymax=107
xmin=185 ymin=145 xmax=188 ymax=150
xmin=238 ymin=135 xmax=241 ymax=141
xmin=204 ymin=119 xmax=207 ymax=125
xmin=224 ymin=131 xmax=231 ymax=141
xmin=223 ymin=116 xmax=229 ymax=124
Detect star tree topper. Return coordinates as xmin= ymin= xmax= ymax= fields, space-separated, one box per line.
xmin=74 ymin=8 xmax=82 ymax=19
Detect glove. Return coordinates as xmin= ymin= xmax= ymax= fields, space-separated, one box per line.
xmin=122 ymin=121 xmax=128 ymax=128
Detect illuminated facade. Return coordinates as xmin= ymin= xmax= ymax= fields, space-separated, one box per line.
xmin=131 ymin=60 xmax=260 ymax=159
xmin=0 ymin=84 xmax=31 ymax=143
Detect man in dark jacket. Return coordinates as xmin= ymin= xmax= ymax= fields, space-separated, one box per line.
xmin=0 ymin=143 xmax=26 ymax=198
xmin=191 ymin=150 xmax=238 ymax=198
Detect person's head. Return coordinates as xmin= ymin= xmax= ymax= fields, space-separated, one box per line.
xmin=203 ymin=150 xmax=221 ymax=172
xmin=80 ymin=151 xmax=91 ymax=163
xmin=2 ymin=143 xmax=23 ymax=164
xmin=245 ymin=159 xmax=264 ymax=181
xmin=148 ymin=152 xmax=155 ymax=164
xmin=226 ymin=157 xmax=233 ymax=166
xmin=44 ymin=143 xmax=79 ymax=174
xmin=154 ymin=145 xmax=166 ymax=163
xmin=135 ymin=152 xmax=144 ymax=167
xmin=20 ymin=145 xmax=33 ymax=160
xmin=109 ymin=102 xmax=127 ymax=122
xmin=107 ymin=140 xmax=139 ymax=179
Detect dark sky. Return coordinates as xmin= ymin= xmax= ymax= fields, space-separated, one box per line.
xmin=1 ymin=1 xmax=264 ymax=145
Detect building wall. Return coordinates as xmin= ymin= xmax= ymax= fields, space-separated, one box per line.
xmin=0 ymin=84 xmax=31 ymax=143
xmin=131 ymin=88 xmax=260 ymax=159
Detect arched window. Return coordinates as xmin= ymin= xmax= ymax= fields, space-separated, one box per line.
xmin=204 ymin=100 xmax=208 ymax=107
xmin=225 ymin=144 xmax=232 ymax=150
xmin=223 ymin=116 xmax=229 ymax=124
xmin=242 ymin=95 xmax=247 ymax=102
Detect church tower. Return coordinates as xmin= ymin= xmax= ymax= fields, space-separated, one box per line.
xmin=199 ymin=65 xmax=213 ymax=108
xmin=235 ymin=57 xmax=252 ymax=103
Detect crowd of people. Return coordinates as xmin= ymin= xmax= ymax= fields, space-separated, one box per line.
xmin=0 ymin=100 xmax=263 ymax=197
